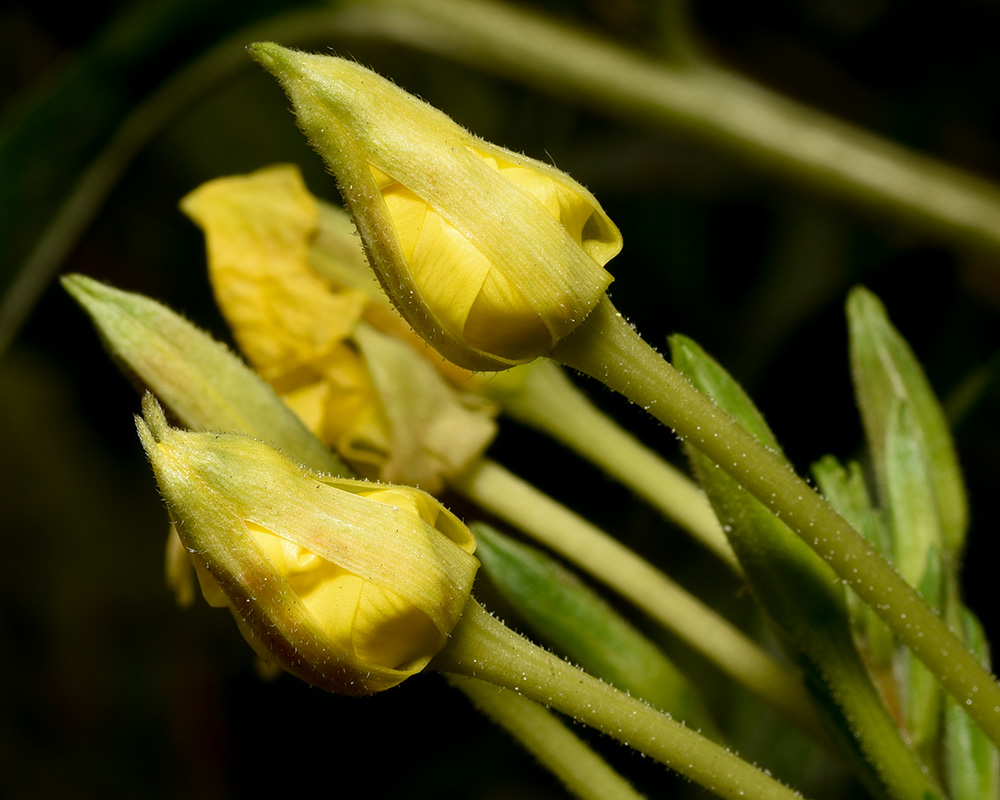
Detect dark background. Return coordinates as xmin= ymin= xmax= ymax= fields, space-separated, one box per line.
xmin=3 ymin=1 xmax=1000 ymax=797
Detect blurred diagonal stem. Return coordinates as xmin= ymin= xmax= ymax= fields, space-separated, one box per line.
xmin=0 ymin=9 xmax=343 ymax=356
xmin=8 ymin=0 xmax=1000 ymax=358
xmin=0 ymin=8 xmax=358 ymax=357
xmin=446 ymin=675 xmax=647 ymax=800
xmin=334 ymin=0 xmax=1000 ymax=256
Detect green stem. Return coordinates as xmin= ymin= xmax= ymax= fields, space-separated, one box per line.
xmin=450 ymin=458 xmax=824 ymax=739
xmin=337 ymin=0 xmax=1000 ymax=257
xmin=434 ymin=599 xmax=806 ymax=800
xmin=446 ymin=675 xmax=646 ymax=800
xmin=552 ymin=295 xmax=1000 ymax=749
xmin=486 ymin=360 xmax=737 ymax=570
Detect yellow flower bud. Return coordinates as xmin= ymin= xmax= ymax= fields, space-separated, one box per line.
xmin=136 ymin=396 xmax=478 ymax=695
xmin=248 ymin=44 xmax=622 ymax=371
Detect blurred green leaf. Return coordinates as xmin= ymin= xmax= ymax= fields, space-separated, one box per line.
xmin=884 ymin=400 xmax=944 ymax=599
xmin=882 ymin=399 xmax=946 ymax=758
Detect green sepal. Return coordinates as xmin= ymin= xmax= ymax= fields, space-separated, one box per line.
xmin=62 ymin=274 xmax=346 ymax=474
xmin=943 ymin=608 xmax=1000 ymax=800
xmin=670 ymin=333 xmax=943 ymax=800
xmin=847 ymin=286 xmax=967 ymax=556
xmin=472 ymin=522 xmax=720 ymax=739
xmin=811 ymin=455 xmax=886 ymax=555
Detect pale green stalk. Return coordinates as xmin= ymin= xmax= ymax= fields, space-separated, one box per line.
xmin=447 ymin=675 xmax=647 ymax=800
xmin=450 ymin=458 xmax=824 ymax=739
xmin=434 ymin=599 xmax=806 ymax=800
xmin=334 ymin=0 xmax=1000 ymax=257
xmin=552 ymin=296 xmax=1000 ymax=748
xmin=486 ymin=360 xmax=737 ymax=570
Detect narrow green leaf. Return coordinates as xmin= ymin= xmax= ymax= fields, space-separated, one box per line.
xmin=0 ymin=0 xmax=283 ymax=355
xmin=62 ymin=274 xmax=346 ymax=475
xmin=472 ymin=522 xmax=719 ymax=738
xmin=670 ymin=333 xmax=943 ymax=800
xmin=847 ymin=286 xmax=967 ymax=555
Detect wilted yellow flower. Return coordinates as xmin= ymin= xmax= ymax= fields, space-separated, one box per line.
xmin=248 ymin=44 xmax=622 ymax=371
xmin=179 ymin=164 xmax=369 ymax=386
xmin=137 ymin=396 xmax=479 ymax=695
xmin=182 ymin=165 xmax=497 ymax=492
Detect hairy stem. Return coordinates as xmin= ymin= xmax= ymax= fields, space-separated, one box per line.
xmin=552 ymin=296 xmax=1000 ymax=749
xmin=451 ymin=458 xmax=824 ymax=738
xmin=434 ymin=599 xmax=807 ymax=800
xmin=485 ymin=360 xmax=737 ymax=570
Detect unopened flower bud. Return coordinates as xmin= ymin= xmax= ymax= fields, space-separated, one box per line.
xmin=248 ymin=44 xmax=622 ymax=371
xmin=137 ymin=396 xmax=478 ymax=695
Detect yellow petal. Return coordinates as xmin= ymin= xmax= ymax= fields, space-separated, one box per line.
xmin=181 ymin=164 xmax=367 ymax=380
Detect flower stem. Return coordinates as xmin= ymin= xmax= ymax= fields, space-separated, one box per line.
xmin=485 ymin=360 xmax=737 ymax=570
xmin=450 ymin=458 xmax=824 ymax=739
xmin=552 ymin=295 xmax=1000 ymax=749
xmin=446 ymin=675 xmax=647 ymax=800
xmin=434 ymin=599 xmax=807 ymax=800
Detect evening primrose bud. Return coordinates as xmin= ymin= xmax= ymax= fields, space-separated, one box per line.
xmin=136 ymin=395 xmax=478 ymax=695
xmin=248 ymin=43 xmax=622 ymax=371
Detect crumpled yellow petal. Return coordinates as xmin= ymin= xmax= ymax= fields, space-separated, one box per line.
xmin=181 ymin=164 xmax=367 ymax=383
